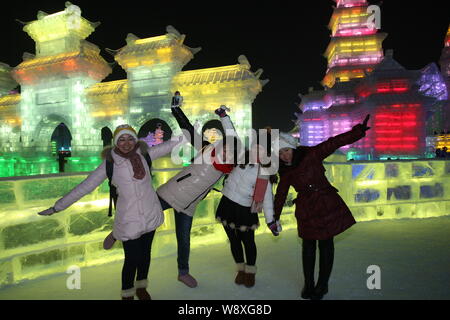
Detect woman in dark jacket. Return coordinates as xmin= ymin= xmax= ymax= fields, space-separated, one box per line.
xmin=273 ymin=115 xmax=370 ymax=300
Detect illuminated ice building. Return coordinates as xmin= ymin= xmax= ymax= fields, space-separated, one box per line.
xmin=0 ymin=3 xmax=267 ymax=177
xmin=0 ymin=4 xmax=271 ymax=287
xmin=297 ymin=0 xmax=450 ymax=160
xmin=0 ymin=2 xmax=449 ymax=289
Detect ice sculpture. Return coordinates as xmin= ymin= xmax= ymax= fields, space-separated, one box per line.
xmin=296 ymin=3 xmax=450 ymax=160
xmin=1 ymin=158 xmax=450 ymax=288
xmin=0 ymin=4 xmax=267 ymax=177
xmin=322 ymin=0 xmax=387 ymax=88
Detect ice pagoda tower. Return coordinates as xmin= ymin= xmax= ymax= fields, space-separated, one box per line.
xmin=296 ymin=3 xmax=449 ymax=160
xmin=322 ymin=0 xmax=387 ymax=88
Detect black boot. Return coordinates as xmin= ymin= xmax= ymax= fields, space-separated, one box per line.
xmin=301 ymin=239 xmax=316 ymax=300
xmin=301 ymin=283 xmax=316 ymax=300
xmin=311 ymin=284 xmax=329 ymax=300
xmin=311 ymin=238 xmax=334 ymax=300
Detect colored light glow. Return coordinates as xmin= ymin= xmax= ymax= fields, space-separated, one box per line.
xmin=376 ymin=79 xmax=409 ymax=93
xmin=329 ymin=54 xmax=382 ymax=68
xmin=375 ymin=115 xmax=416 ymax=120
xmin=91 ymin=110 xmax=123 ymax=117
xmin=376 ymin=122 xmax=417 ymax=127
xmin=418 ymin=63 xmax=448 ymax=101
xmin=13 ymin=47 xmax=111 ymax=84
xmin=336 ymin=0 xmax=368 ymax=8
xmin=135 ymin=35 xmax=170 ymax=45
xmin=374 ymin=145 xmax=418 ymax=149
xmin=375 ymin=137 xmax=419 ymax=141
xmin=324 ymin=1 xmax=386 ymax=88
xmin=335 ymin=28 xmax=377 ymax=37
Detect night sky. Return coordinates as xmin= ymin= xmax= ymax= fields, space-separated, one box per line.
xmin=0 ymin=0 xmax=448 ymax=131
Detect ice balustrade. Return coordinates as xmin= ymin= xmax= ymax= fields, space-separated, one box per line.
xmin=0 ymin=158 xmax=449 ymax=287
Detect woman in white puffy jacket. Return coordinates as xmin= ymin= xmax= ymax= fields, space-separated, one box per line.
xmin=216 ymin=142 xmax=281 ymax=288
xmin=37 ymin=124 xmax=182 ymax=300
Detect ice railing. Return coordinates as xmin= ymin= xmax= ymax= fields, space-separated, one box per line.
xmin=0 ymin=159 xmax=449 ymax=287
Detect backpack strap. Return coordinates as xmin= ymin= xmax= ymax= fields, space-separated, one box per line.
xmin=143 ymin=152 xmax=152 ymax=177
xmin=106 ymin=159 xmax=117 ymax=217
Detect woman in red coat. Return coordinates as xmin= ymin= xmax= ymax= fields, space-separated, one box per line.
xmin=273 ymin=115 xmax=370 ymax=300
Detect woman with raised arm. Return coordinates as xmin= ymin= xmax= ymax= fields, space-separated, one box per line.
xmin=103 ymin=92 xmax=240 ymax=289
xmin=274 ymin=115 xmax=371 ymax=300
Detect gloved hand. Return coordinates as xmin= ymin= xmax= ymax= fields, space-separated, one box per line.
xmin=251 ymin=201 xmax=263 ymax=213
xmin=214 ymin=105 xmax=230 ymax=117
xmin=361 ymin=114 xmax=371 ymax=132
xmin=352 ymin=114 xmax=371 ymax=135
xmin=171 ymin=91 xmax=183 ymax=108
xmin=267 ymin=220 xmax=282 ymax=236
xmin=38 ymin=207 xmax=57 ymax=216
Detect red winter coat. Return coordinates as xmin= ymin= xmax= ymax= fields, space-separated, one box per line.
xmin=274 ymin=125 xmax=366 ymax=240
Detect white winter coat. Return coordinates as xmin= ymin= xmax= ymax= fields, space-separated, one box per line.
xmin=156 ymin=116 xmax=238 ymax=216
xmin=54 ymin=139 xmax=181 ymax=241
xmin=221 ymin=164 xmax=275 ymax=224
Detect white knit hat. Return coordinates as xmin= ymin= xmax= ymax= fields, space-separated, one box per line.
xmin=113 ymin=124 xmax=138 ymax=146
xmin=277 ymin=132 xmax=298 ymax=151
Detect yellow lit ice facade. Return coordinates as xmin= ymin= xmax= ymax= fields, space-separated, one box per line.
xmin=115 ymin=33 xmax=195 ymax=70
xmin=171 ymin=63 xmax=263 ymax=138
xmin=1 ymin=158 xmax=449 ymax=287
xmin=0 ymin=4 xmax=265 ymax=161
xmin=325 ymin=35 xmax=386 ymax=67
xmin=436 ymin=133 xmax=450 ymax=149
xmin=85 ymin=80 xmax=129 ymax=118
xmin=323 ymin=34 xmax=386 ymax=88
xmin=329 ymin=6 xmax=372 ymax=37
xmin=23 ymin=5 xmax=96 ymax=57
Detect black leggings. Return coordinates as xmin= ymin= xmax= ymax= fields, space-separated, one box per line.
xmin=223 ymin=226 xmax=257 ymax=266
xmin=302 ymin=238 xmax=334 ymax=287
xmin=121 ymin=231 xmax=155 ymax=290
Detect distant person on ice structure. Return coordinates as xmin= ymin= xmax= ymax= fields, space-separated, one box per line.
xmin=273 ymin=114 xmax=371 ymax=300
xmin=37 ymin=124 xmax=184 ymax=300
xmin=102 ymin=91 xmax=240 ymax=289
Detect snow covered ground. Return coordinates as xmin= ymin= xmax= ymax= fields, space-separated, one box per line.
xmin=0 ymin=216 xmax=449 ymax=300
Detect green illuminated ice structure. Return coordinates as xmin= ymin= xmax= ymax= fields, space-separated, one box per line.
xmin=0 ymin=4 xmax=449 ymax=292
xmin=2 ymin=159 xmax=450 ymax=288
xmin=0 ymin=3 xmax=267 ymax=177
xmin=0 ymin=4 xmax=268 ymax=289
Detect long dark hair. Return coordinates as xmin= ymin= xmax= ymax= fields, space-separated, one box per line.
xmin=278 ymin=146 xmax=309 ymax=177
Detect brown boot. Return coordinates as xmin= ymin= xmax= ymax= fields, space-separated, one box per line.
xmin=135 ymin=279 xmax=151 ymax=300
xmin=235 ymin=263 xmax=245 ymax=285
xmin=244 ymin=265 xmax=257 ymax=288
xmin=136 ymin=288 xmax=151 ymax=300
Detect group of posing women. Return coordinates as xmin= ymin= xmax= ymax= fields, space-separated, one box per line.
xmin=38 ymin=92 xmax=371 ymax=300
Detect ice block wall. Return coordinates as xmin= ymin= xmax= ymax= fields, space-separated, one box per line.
xmin=1 ymin=159 xmax=449 ymax=288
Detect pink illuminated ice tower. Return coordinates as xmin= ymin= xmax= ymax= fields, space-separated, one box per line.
xmin=322 ymin=0 xmax=387 ymax=88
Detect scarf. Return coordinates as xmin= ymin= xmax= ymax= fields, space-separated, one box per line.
xmin=113 ymin=144 xmax=146 ymax=180
xmin=211 ymin=149 xmax=234 ymax=174
xmin=251 ymin=165 xmax=270 ymax=213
